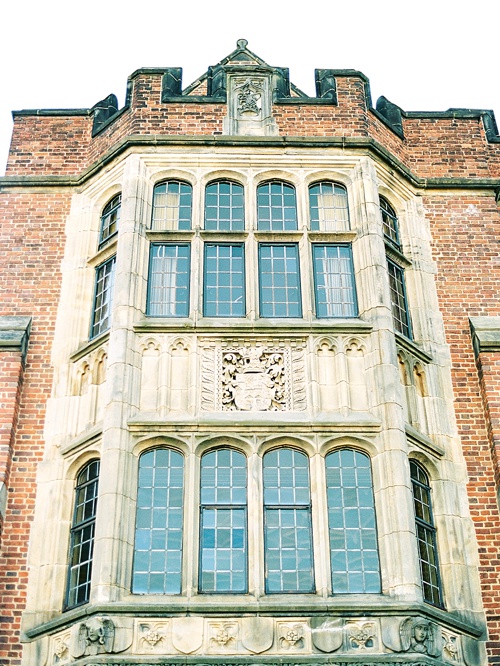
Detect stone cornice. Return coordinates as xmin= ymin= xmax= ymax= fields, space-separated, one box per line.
xmin=0 ymin=316 xmax=32 ymax=361
xmin=1 ymin=135 xmax=499 ymax=193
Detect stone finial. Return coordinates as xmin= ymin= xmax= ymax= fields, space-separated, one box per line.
xmin=237 ymin=39 xmax=248 ymax=49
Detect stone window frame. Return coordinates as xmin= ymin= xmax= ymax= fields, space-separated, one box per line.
xmin=380 ymin=196 xmax=412 ymax=339
xmin=90 ymin=256 xmax=116 ymax=339
xmin=65 ymin=459 xmax=100 ymax=610
xmin=98 ymin=193 xmax=121 ymax=250
xmin=130 ymin=442 xmax=381 ymax=598
xmin=409 ymin=459 xmax=444 ymax=608
xmin=144 ymin=173 xmax=358 ymax=322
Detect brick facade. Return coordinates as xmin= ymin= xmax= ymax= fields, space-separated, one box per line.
xmin=1 ymin=41 xmax=499 ymax=666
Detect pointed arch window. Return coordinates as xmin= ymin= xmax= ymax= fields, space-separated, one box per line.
xmin=410 ymin=460 xmax=443 ymax=607
xmin=99 ymin=194 xmax=121 ymax=249
xmin=263 ymin=448 xmax=314 ymax=593
xmin=257 ymin=181 xmax=297 ymax=231
xmin=132 ymin=448 xmax=184 ymax=594
xmin=66 ymin=460 xmax=100 ymax=609
xmin=199 ymin=449 xmax=247 ymax=593
xmin=326 ymin=449 xmax=380 ymax=593
xmin=309 ymin=182 xmax=349 ymax=231
xmin=205 ymin=181 xmax=245 ymax=231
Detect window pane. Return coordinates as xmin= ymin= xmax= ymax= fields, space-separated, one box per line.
xmin=66 ymin=460 xmax=100 ymax=608
xmin=147 ymin=244 xmax=190 ymax=317
xmin=380 ymin=197 xmax=400 ymax=247
xmin=313 ymin=245 xmax=357 ymax=317
xmin=263 ymin=449 xmax=314 ymax=593
xmin=204 ymin=244 xmax=245 ymax=317
xmin=91 ymin=257 xmax=116 ymax=338
xmin=200 ymin=449 xmax=247 ymax=593
xmin=204 ymin=181 xmax=244 ymax=231
xmin=259 ymin=244 xmax=301 ymax=317
xmin=152 ymin=181 xmax=192 ymax=230
xmin=387 ymin=260 xmax=411 ymax=338
xmin=257 ymin=182 xmax=297 ymax=231
xmin=132 ymin=449 xmax=184 ymax=595
xmin=326 ymin=449 xmax=380 ymax=594
xmin=99 ymin=194 xmax=121 ymax=248
xmin=309 ymin=182 xmax=349 ymax=231
xmin=410 ymin=461 xmax=443 ymax=607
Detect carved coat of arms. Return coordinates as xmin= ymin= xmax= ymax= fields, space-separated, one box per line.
xmin=222 ymin=348 xmax=286 ymax=411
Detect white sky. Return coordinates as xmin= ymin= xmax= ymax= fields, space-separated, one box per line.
xmin=1 ymin=1 xmax=499 ymax=176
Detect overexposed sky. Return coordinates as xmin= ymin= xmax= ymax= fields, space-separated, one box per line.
xmin=1 ymin=1 xmax=499 ymax=175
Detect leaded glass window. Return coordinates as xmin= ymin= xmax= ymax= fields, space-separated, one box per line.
xmin=152 ymin=181 xmax=192 ymax=230
xmin=380 ymin=196 xmax=400 ymax=247
xmin=326 ymin=449 xmax=380 ymax=593
xmin=259 ymin=244 xmax=302 ymax=318
xmin=263 ymin=449 xmax=314 ymax=593
xmin=203 ymin=244 xmax=245 ymax=317
xmin=99 ymin=194 xmax=121 ymax=248
xmin=257 ymin=182 xmax=297 ymax=231
xmin=147 ymin=244 xmax=190 ymax=317
xmin=132 ymin=449 xmax=184 ymax=594
xmin=205 ymin=181 xmax=244 ymax=231
xmin=387 ymin=259 xmax=411 ymax=338
xmin=309 ymin=182 xmax=349 ymax=231
xmin=200 ymin=449 xmax=247 ymax=593
xmin=66 ymin=460 xmax=99 ymax=609
xmin=91 ymin=256 xmax=116 ymax=338
xmin=313 ymin=244 xmax=357 ymax=317
xmin=410 ymin=460 xmax=443 ymax=607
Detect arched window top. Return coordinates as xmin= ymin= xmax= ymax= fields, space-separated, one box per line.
xmin=200 ymin=448 xmax=247 ymax=505
xmin=152 ymin=180 xmax=192 ymax=231
xmin=309 ymin=181 xmax=349 ymax=231
xmin=380 ymin=196 xmax=400 ymax=247
xmin=204 ymin=180 xmax=244 ymax=231
xmin=99 ymin=194 xmax=121 ymax=249
xmin=257 ymin=181 xmax=297 ymax=231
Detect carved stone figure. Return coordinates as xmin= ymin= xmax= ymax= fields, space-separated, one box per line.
xmin=400 ymin=617 xmax=437 ymax=656
xmin=235 ymin=78 xmax=263 ymax=116
xmin=76 ymin=617 xmax=114 ymax=656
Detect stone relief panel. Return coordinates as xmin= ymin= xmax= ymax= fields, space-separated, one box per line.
xmin=42 ymin=614 xmax=475 ymax=662
xmin=66 ymin=345 xmax=108 ymax=437
xmin=397 ymin=347 xmax=431 ymax=435
xmin=201 ymin=338 xmax=307 ymax=412
xmin=315 ymin=335 xmax=370 ymax=413
xmin=224 ymin=69 xmax=278 ymax=136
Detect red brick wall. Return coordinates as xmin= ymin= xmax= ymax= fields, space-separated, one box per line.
xmin=0 ymin=190 xmax=69 ymax=665
xmin=427 ymin=193 xmax=500 ymax=662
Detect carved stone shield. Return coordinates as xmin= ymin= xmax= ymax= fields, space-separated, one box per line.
xmin=171 ymin=617 xmax=204 ymax=654
xmin=233 ymin=370 xmax=275 ymax=410
xmin=241 ymin=617 xmax=274 ymax=653
xmin=310 ymin=617 xmax=343 ymax=653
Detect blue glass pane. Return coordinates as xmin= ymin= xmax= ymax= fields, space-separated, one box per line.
xmin=326 ymin=449 xmax=380 ymax=594
xmin=259 ymin=245 xmax=301 ymax=318
xmin=132 ymin=449 xmax=184 ymax=594
xmin=313 ymin=245 xmax=357 ymax=318
xmin=204 ymin=244 xmax=245 ymax=317
xmin=204 ymin=182 xmax=245 ymax=231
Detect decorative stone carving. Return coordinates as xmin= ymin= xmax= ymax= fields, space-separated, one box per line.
xmin=53 ymin=632 xmax=70 ymax=663
xmin=442 ymin=630 xmax=460 ymax=662
xmin=236 ymin=78 xmax=263 ymax=116
xmin=72 ymin=616 xmax=115 ymax=657
xmin=346 ymin=621 xmax=377 ymax=650
xmin=208 ymin=621 xmax=238 ymax=651
xmin=310 ymin=616 xmax=343 ymax=653
xmin=277 ymin=622 xmax=307 ymax=651
xmin=400 ymin=617 xmax=440 ymax=657
xmin=221 ymin=348 xmax=285 ymax=411
xmin=137 ymin=621 xmax=168 ymax=653
xmin=171 ymin=617 xmax=204 ymax=654
xmin=241 ymin=617 xmax=274 ymax=654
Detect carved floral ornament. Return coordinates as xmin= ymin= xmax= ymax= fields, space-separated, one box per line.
xmin=235 ymin=77 xmax=263 ymax=117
